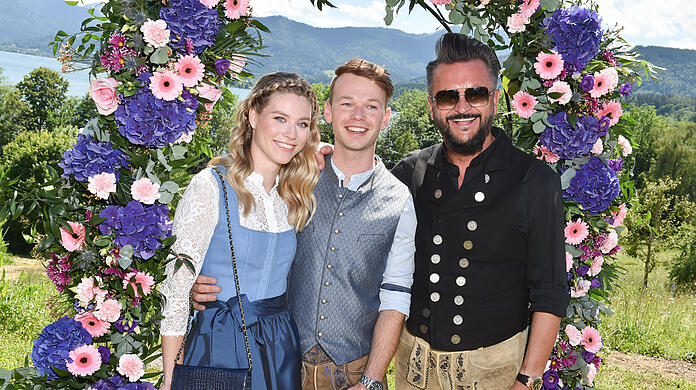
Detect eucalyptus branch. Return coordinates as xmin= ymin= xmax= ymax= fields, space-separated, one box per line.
xmin=417 ymin=0 xmax=453 ymax=33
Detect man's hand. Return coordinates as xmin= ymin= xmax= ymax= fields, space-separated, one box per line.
xmin=314 ymin=142 xmax=334 ymax=170
xmin=191 ymin=274 xmax=220 ymax=311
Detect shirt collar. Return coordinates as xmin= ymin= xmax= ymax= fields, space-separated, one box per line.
xmin=246 ymin=171 xmax=279 ymax=195
xmin=330 ymin=155 xmax=380 ymax=192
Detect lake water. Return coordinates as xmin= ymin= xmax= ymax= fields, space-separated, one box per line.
xmin=0 ymin=51 xmax=249 ymax=98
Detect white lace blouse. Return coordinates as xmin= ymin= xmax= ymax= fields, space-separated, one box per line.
xmin=159 ymin=168 xmax=292 ymax=336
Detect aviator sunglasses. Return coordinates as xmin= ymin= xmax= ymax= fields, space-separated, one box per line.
xmin=431 ymin=86 xmax=494 ymax=110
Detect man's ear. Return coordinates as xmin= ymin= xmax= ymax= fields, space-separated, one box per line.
xmin=324 ymin=100 xmax=333 ymax=124
xmin=381 ymin=107 xmax=392 ymax=131
xmin=428 ymin=97 xmax=435 ymax=121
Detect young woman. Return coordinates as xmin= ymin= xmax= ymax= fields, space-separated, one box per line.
xmin=160 ymin=72 xmax=320 ymax=390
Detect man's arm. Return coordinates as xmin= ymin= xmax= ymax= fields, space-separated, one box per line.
xmin=509 ymin=312 xmax=561 ymax=390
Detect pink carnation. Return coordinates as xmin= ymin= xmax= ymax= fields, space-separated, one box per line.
xmin=149 ymin=70 xmax=183 ymax=101
xmin=565 ymin=324 xmax=582 ymax=346
xmin=588 ymin=255 xmax=604 ymax=277
xmin=123 ymin=271 xmax=155 ymax=298
xmin=533 ymin=145 xmax=559 ymax=163
xmin=75 ymin=277 xmax=96 ymax=303
xmin=198 ymin=82 xmax=223 ymax=111
xmin=507 ymin=12 xmax=529 ymax=33
xmin=224 ymin=0 xmax=248 ymax=19
xmin=75 ymin=311 xmax=111 ymax=338
xmin=94 ymin=299 xmax=122 ymax=323
xmin=612 ymin=203 xmax=627 ymax=227
xmin=174 ymin=131 xmax=195 ymax=144
xmin=175 ymin=55 xmax=205 ymax=88
xmin=581 ymin=326 xmax=603 ymax=353
xmin=571 ymin=279 xmax=591 ymax=298
xmin=564 ymin=218 xmax=589 ymax=245
xmin=199 ymin=0 xmax=220 ymax=7
xmin=617 ymin=134 xmax=633 ymax=156
xmin=598 ymin=101 xmax=623 ymax=127
xmin=60 ymin=221 xmax=86 ymax=252
xmin=88 ymin=77 xmax=121 ymax=115
xmin=140 ymin=19 xmax=170 ymax=48
xmin=88 ymin=172 xmax=117 ymax=200
xmin=67 ymin=345 xmax=102 ymax=376
xmin=117 ymin=354 xmax=144 ymax=382
xmin=600 ymin=231 xmax=618 ymax=254
xmin=520 ymin=0 xmax=540 ymax=18
xmin=590 ymin=67 xmax=619 ymax=98
xmin=534 ymin=52 xmax=564 ymax=80
xmin=586 ymin=363 xmax=597 ymax=385
xmin=565 ymin=252 xmax=573 ymax=272
xmin=131 ymin=177 xmax=161 ymax=205
xmin=511 ymin=91 xmax=537 ymax=118
xmin=548 ymin=80 xmax=572 ymax=105
xmin=591 ymin=138 xmax=603 ymax=155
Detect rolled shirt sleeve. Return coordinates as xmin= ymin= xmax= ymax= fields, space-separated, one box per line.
xmin=379 ymin=193 xmax=416 ymax=317
xmin=522 ymin=163 xmax=570 ymax=317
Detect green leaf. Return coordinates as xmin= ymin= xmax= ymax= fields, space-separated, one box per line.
xmin=386 ymin=0 xmax=400 ymax=6
xmin=120 ymin=244 xmax=134 ymax=259
xmin=94 ymin=236 xmax=112 ymax=247
xmin=560 ymin=168 xmax=576 ymax=190
xmin=530 ymin=111 xmax=545 ymax=122
xmin=118 ymin=255 xmax=133 ymax=270
xmin=171 ymin=145 xmax=187 ymax=160
xmin=503 ymin=55 xmax=524 ymax=79
xmin=565 ymin=244 xmax=584 ymax=257
xmin=65 ymin=0 xmax=78 ymax=5
xmin=150 ymin=46 xmax=170 ymax=64
xmin=157 ymin=149 xmax=173 ymax=171
xmin=449 ymin=9 xmax=466 ymax=25
xmin=548 ymin=92 xmax=563 ymax=99
xmin=158 ymin=181 xmax=179 ymax=204
xmin=532 ymin=120 xmax=546 ymax=134
xmin=384 ymin=6 xmax=394 ymax=25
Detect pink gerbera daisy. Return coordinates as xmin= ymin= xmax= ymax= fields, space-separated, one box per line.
xmin=597 ymin=101 xmax=623 ymax=127
xmin=59 ymin=221 xmax=86 ymax=252
xmin=548 ymin=80 xmax=572 ymax=105
xmin=581 ymin=326 xmax=603 ymax=353
xmin=534 ymin=51 xmax=564 ymax=80
xmin=520 ymin=0 xmax=540 ymax=18
xmin=149 ymin=70 xmax=183 ymax=101
xmin=175 ymin=55 xmax=205 ymax=88
xmin=224 ymin=0 xmax=248 ymax=19
xmin=66 ymin=345 xmax=102 ymax=376
xmin=123 ymin=271 xmax=156 ymax=297
xmin=532 ymin=145 xmax=559 ymax=163
xmin=431 ymin=0 xmax=451 ymax=4
xmin=590 ymin=67 xmax=619 ymax=98
xmin=511 ymin=91 xmax=537 ymax=118
xmin=564 ymin=218 xmax=589 ymax=245
xmin=75 ymin=311 xmax=111 ymax=338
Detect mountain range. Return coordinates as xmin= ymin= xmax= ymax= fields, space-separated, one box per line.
xmin=1 ymin=0 xmax=695 ymax=97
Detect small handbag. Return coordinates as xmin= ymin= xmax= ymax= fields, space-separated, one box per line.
xmin=170 ymin=167 xmax=253 ymax=390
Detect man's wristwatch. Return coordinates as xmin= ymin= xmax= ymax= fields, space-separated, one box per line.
xmin=359 ymin=375 xmax=383 ymax=390
xmin=516 ymin=373 xmax=543 ymax=390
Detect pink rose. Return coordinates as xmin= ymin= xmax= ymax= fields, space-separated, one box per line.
xmin=131 ymin=178 xmax=161 ymax=205
xmin=89 ymin=77 xmax=121 ymax=115
xmin=198 ymin=83 xmax=223 ymax=111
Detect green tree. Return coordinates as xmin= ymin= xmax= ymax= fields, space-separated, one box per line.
xmin=649 ymin=121 xmax=696 ymax=200
xmin=623 ymin=177 xmax=694 ymax=288
xmin=46 ymin=93 xmax=99 ymax=130
xmin=16 ymin=67 xmax=69 ymax=130
xmin=624 ymin=105 xmax=664 ymax=188
xmin=669 ymin=224 xmax=696 ymax=292
xmin=195 ymin=91 xmax=239 ymax=155
xmin=0 ymin=85 xmax=31 ymax=151
xmin=312 ymin=82 xmax=333 ymax=143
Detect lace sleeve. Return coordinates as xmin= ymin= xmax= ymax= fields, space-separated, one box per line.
xmin=160 ymin=168 xmax=219 ymax=336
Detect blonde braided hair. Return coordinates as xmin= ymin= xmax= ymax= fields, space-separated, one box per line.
xmin=209 ymin=72 xmax=320 ymax=231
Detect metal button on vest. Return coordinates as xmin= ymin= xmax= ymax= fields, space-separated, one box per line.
xmin=422 ymin=308 xmax=430 ymax=318
xmin=434 ymin=189 xmax=443 ymax=199
xmin=456 ymin=276 xmax=466 ymax=286
xmin=474 ymin=192 xmax=485 ymax=202
xmin=429 ymin=273 xmax=440 ymax=283
xmin=338 ymin=194 xmax=343 ymax=199
xmin=433 ymin=235 xmax=443 ymax=245
xmin=318 ymin=332 xmax=323 ymax=337
xmin=338 ymin=212 xmax=344 ymax=217
xmin=454 ymin=295 xmax=464 ymax=305
xmin=321 ymin=299 xmax=327 ymax=304
xmin=320 ymin=315 xmax=325 ymax=320
xmin=453 ymin=315 xmax=463 ymax=325
xmin=431 ymin=254 xmax=441 ymax=264
xmin=327 ymin=264 xmax=333 ymax=269
xmin=451 ymin=334 xmax=461 ymax=345
xmin=334 ymin=229 xmax=340 ymax=234
xmin=330 ymin=246 xmax=336 ymax=251
xmin=324 ymin=281 xmax=330 ymax=286
xmin=484 ymin=173 xmax=490 ymax=183
xmin=459 ymin=258 xmax=469 ymax=268
xmin=463 ymin=240 xmax=473 ymax=250
xmin=430 ymin=292 xmax=440 ymax=302
xmin=467 ymin=221 xmax=478 ymax=231
xmin=420 ymin=324 xmax=428 ymax=334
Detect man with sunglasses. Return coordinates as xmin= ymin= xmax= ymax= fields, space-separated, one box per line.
xmin=390 ymin=33 xmax=568 ymax=390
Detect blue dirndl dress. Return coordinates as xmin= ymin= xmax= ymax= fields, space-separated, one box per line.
xmin=182 ymin=168 xmax=301 ymax=390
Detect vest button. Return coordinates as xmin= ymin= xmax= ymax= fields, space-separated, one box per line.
xmin=434 ymin=189 xmax=443 ymax=199
xmin=324 ymin=281 xmax=330 ymax=286
xmin=338 ymin=194 xmax=343 ymax=199
xmin=463 ymin=240 xmax=473 ymax=250
xmin=474 ymin=191 xmax=485 ymax=202
xmin=330 ymin=246 xmax=336 ymax=251
xmin=459 ymin=258 xmax=469 ymax=268
xmin=467 ymin=221 xmax=478 ymax=231
xmin=420 ymin=324 xmax=428 ymax=334
xmin=429 ymin=273 xmax=440 ymax=283
xmin=430 ymin=292 xmax=440 ymax=302
xmin=433 ymin=235 xmax=443 ymax=245
xmin=318 ymin=332 xmax=323 ymax=337
xmin=422 ymin=308 xmax=430 ymax=318
xmin=454 ymin=295 xmax=464 ymax=305
xmin=321 ymin=299 xmax=327 ymax=304
xmin=451 ymin=334 xmax=461 ymax=345
xmin=320 ymin=316 xmax=325 ymax=320
xmin=334 ymin=229 xmax=340 ymax=234
xmin=456 ymin=276 xmax=466 ymax=286
xmin=484 ymin=173 xmax=491 ymax=183
xmin=453 ymin=315 xmax=463 ymax=325
xmin=327 ymin=264 xmax=333 ymax=269
xmin=431 ymin=254 xmax=441 ymax=264
xmin=338 ymin=212 xmax=344 ymax=216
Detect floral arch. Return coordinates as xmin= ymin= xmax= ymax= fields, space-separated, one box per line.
xmin=1 ymin=0 xmax=654 ymax=389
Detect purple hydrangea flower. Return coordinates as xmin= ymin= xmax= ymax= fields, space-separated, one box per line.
xmin=607 ymin=157 xmax=623 ymax=172
xmin=160 ymin=0 xmax=222 ymax=55
xmin=591 ymin=277 xmax=602 ymax=289
xmin=576 ymin=264 xmax=589 ymax=277
xmin=215 ymin=58 xmax=232 ymax=75
xmin=98 ymin=346 xmax=111 ymax=363
xmin=90 ymin=376 xmax=126 ymax=390
xmin=59 ymin=134 xmax=130 ymax=183
xmin=544 ymin=6 xmax=603 ymax=70
xmin=114 ymin=73 xmax=197 ymax=148
xmin=540 ymin=112 xmax=601 ymax=159
xmin=619 ymin=82 xmax=632 ymax=96
xmin=564 ymin=156 xmax=621 ymax=214
xmin=543 ymin=370 xmax=560 ymax=389
xmin=121 ymin=383 xmax=157 ymax=390
xmin=98 ymin=200 xmax=172 ymax=260
xmin=31 ymin=316 xmax=92 ymax=379
xmin=579 ymin=74 xmax=595 ymax=92
xmin=113 ymin=317 xmax=138 ymax=333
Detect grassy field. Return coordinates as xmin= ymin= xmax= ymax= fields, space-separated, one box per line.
xmin=1 ymin=252 xmax=695 ymax=389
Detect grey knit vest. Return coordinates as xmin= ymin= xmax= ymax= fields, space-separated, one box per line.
xmin=287 ymin=154 xmax=410 ymax=365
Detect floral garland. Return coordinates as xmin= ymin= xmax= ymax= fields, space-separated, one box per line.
xmin=384 ymin=0 xmax=657 ymax=388
xmin=6 ymin=0 xmax=264 ymax=387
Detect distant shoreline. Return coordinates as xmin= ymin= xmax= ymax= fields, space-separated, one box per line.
xmin=0 ymin=47 xmax=53 ymax=58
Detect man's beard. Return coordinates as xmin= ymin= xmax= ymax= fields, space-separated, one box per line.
xmin=434 ymin=112 xmax=494 ymax=156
